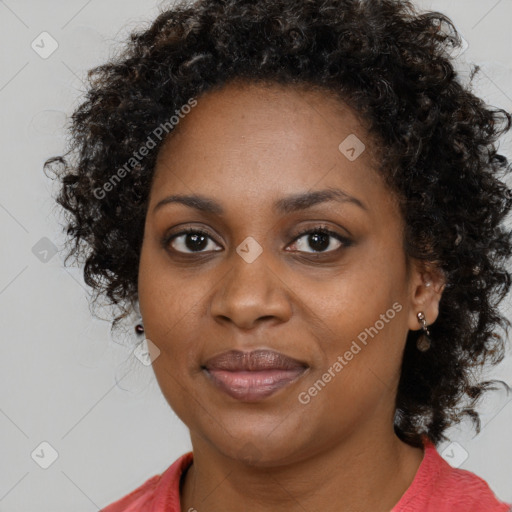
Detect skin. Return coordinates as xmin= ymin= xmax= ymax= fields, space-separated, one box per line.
xmin=137 ymin=81 xmax=445 ymax=512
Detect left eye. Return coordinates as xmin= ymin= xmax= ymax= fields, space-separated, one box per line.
xmin=288 ymin=228 xmax=350 ymax=253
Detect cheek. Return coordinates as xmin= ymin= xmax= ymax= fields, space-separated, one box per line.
xmin=314 ymin=299 xmax=406 ymax=384
xmin=307 ymin=264 xmax=405 ymax=339
xmin=295 ymin=309 xmax=406 ymax=440
xmin=139 ymin=243 xmax=196 ymax=330
xmin=137 ymin=253 xmax=200 ymax=372
xmin=300 ymin=253 xmax=408 ymax=395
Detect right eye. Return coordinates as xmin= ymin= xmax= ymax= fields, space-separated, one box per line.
xmin=163 ymin=228 xmax=223 ymax=254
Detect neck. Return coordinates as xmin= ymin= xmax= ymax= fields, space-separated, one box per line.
xmin=180 ymin=423 xmax=424 ymax=512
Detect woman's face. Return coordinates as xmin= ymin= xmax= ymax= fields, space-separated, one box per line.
xmin=138 ymin=81 xmax=431 ymax=465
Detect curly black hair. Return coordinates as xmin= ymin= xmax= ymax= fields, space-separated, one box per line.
xmin=45 ymin=0 xmax=512 ymax=448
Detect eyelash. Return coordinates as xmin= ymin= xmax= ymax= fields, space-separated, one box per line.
xmin=162 ymin=225 xmax=352 ymax=255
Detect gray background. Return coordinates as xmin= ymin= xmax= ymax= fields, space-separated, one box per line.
xmin=1 ymin=0 xmax=511 ymax=510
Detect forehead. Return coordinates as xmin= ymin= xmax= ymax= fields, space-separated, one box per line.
xmin=157 ymin=81 xmax=374 ymax=159
xmin=150 ymin=81 xmax=392 ymax=214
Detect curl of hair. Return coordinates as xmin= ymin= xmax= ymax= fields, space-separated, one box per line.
xmin=45 ymin=0 xmax=512 ymax=448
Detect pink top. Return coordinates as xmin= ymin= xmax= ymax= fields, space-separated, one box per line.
xmin=100 ymin=438 xmax=511 ymax=511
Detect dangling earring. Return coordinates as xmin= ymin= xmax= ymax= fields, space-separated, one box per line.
xmin=133 ymin=300 xmax=145 ymax=335
xmin=416 ymin=311 xmax=431 ymax=352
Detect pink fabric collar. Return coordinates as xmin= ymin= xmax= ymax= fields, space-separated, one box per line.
xmin=102 ymin=436 xmax=510 ymax=511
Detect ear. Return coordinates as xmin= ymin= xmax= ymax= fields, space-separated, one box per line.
xmin=407 ymin=259 xmax=446 ymax=332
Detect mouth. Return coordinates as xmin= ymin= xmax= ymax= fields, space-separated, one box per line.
xmin=202 ymin=349 xmax=309 ymax=402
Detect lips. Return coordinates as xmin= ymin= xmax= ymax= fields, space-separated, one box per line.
xmin=203 ymin=349 xmax=308 ymax=401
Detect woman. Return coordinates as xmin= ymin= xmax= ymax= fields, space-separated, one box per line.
xmin=45 ymin=0 xmax=512 ymax=510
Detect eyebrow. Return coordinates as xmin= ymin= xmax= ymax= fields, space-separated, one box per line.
xmin=152 ymin=188 xmax=367 ymax=215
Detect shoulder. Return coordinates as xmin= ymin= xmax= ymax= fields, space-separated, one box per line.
xmin=394 ymin=439 xmax=511 ymax=512
xmin=99 ymin=452 xmax=194 ymax=512
xmin=99 ymin=474 xmax=161 ymax=512
xmin=435 ymin=463 xmax=511 ymax=511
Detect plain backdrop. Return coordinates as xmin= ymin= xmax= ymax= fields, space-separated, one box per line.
xmin=1 ymin=1 xmax=511 ymax=510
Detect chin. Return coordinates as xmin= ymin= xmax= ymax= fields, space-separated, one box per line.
xmin=197 ymin=417 xmax=315 ymax=467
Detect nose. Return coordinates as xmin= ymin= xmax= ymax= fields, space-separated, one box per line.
xmin=209 ymin=249 xmax=293 ymax=331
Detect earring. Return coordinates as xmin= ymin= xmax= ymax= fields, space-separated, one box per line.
xmin=416 ymin=311 xmax=431 ymax=352
xmin=133 ymin=300 xmax=145 ymax=335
